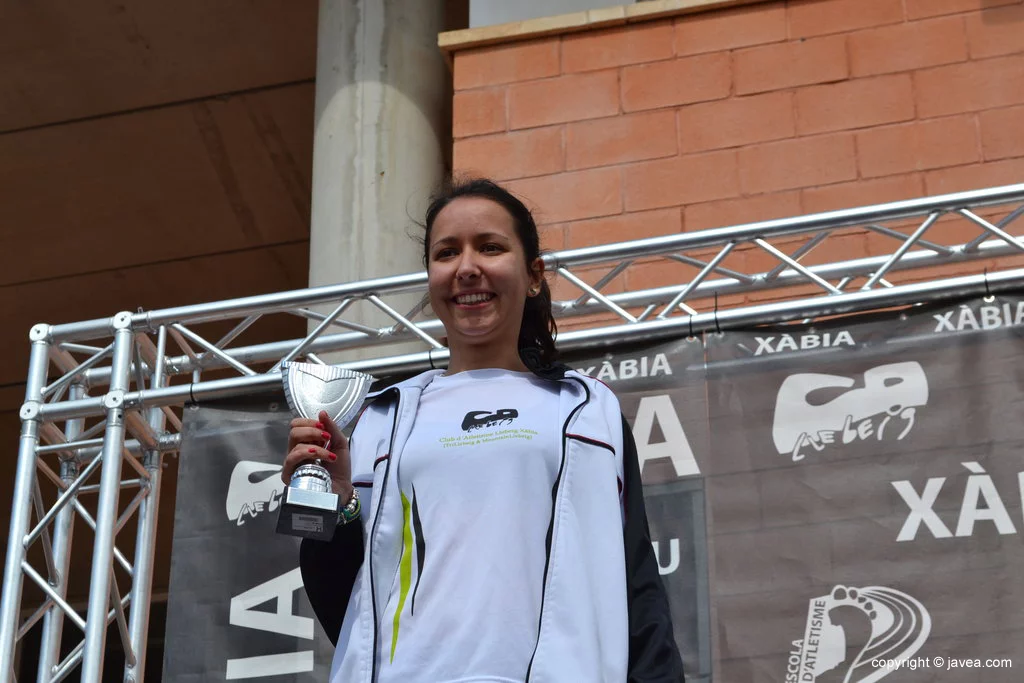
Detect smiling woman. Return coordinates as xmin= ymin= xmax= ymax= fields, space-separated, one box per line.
xmin=282 ymin=177 xmax=685 ymax=683
xmin=423 ymin=179 xmax=556 ymax=375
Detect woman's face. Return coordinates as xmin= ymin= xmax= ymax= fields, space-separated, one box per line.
xmin=427 ymin=196 xmax=542 ymax=353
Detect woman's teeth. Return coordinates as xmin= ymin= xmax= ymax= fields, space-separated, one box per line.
xmin=455 ymin=293 xmax=494 ymax=305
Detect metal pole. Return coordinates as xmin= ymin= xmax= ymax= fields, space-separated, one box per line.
xmin=124 ymin=327 xmax=168 ymax=683
xmin=80 ymin=313 xmax=134 ymax=683
xmin=36 ymin=384 xmax=86 ymax=683
xmin=0 ymin=325 xmax=51 ymax=682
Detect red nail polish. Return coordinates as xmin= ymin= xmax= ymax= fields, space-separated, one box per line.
xmin=315 ymin=422 xmax=324 ymax=430
xmin=321 ymin=431 xmax=331 ymax=440
xmin=308 ymin=447 xmax=317 ymax=454
xmin=328 ymin=453 xmax=337 ymax=461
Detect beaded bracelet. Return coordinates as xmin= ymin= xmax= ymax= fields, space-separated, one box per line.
xmin=338 ymin=488 xmax=361 ymax=526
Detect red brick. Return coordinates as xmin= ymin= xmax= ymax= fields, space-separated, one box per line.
xmin=674 ymin=1 xmax=786 ymax=56
xmin=562 ymin=20 xmax=674 ymax=73
xmin=916 ymin=55 xmax=1024 ymax=117
xmin=739 ymin=134 xmax=857 ymax=194
xmin=967 ymin=3 xmax=1024 ymax=59
xmin=623 ymin=150 xmax=739 ymax=211
xmin=453 ymin=38 xmax=559 ymax=90
xmin=795 ymin=74 xmax=914 ymax=134
xmin=856 ymin=116 xmax=980 ymax=178
xmin=678 ymin=92 xmax=795 ymax=153
xmin=566 ymin=110 xmax=677 ymax=170
xmin=620 ymin=53 xmax=730 ymax=112
xmin=685 ymin=191 xmax=803 ymax=232
xmin=452 ymin=88 xmax=506 ymax=138
xmin=566 ymin=208 xmax=682 ymax=248
xmin=505 ymin=167 xmax=622 ymax=224
xmin=788 ymin=0 xmax=903 ymax=38
xmin=849 ymin=16 xmax=968 ymax=77
xmin=734 ymin=36 xmax=848 ymax=96
xmin=538 ymin=223 xmax=567 ymax=251
xmin=453 ymin=127 xmax=563 ymax=181
xmin=980 ymin=105 xmax=1024 ymax=160
xmin=508 ymin=70 xmax=619 ymax=129
xmin=802 ymin=174 xmax=925 ymax=213
xmin=925 ymin=157 xmax=1024 ymax=194
xmin=906 ymin=0 xmax=1020 ymax=20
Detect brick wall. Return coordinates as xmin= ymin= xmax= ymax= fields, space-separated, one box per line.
xmin=448 ymin=0 xmax=1024 ymax=316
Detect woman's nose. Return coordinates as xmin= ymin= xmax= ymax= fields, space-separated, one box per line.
xmin=456 ymin=252 xmax=481 ymax=279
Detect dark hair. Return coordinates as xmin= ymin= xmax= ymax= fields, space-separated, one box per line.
xmin=423 ymin=178 xmax=558 ymax=372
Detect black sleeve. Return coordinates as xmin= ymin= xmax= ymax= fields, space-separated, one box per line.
xmin=621 ymin=415 xmax=686 ymax=682
xmin=299 ymin=520 xmax=365 ymax=646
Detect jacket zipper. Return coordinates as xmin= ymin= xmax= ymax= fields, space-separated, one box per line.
xmin=367 ymin=387 xmax=401 ymax=683
xmin=525 ymin=376 xmax=591 ymax=681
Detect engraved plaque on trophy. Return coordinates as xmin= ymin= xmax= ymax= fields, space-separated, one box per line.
xmin=276 ymin=362 xmax=374 ymax=541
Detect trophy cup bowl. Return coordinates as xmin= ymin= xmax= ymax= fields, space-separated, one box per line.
xmin=277 ymin=362 xmax=374 ymax=541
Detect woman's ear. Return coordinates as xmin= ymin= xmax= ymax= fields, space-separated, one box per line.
xmin=529 ymin=257 xmax=545 ymax=294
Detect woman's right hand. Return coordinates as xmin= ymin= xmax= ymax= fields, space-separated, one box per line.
xmin=282 ymin=409 xmax=353 ymax=500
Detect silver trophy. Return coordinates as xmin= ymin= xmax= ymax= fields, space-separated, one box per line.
xmin=277 ymin=362 xmax=374 ymax=541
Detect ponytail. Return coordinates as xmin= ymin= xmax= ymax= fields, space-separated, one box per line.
xmin=518 ymin=278 xmax=559 ymax=373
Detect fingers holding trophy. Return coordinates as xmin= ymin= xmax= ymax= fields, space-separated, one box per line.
xmin=277 ymin=362 xmax=374 ymax=541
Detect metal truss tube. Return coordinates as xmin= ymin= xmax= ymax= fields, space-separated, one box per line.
xmin=79 ymin=236 xmax=1022 ymax=389
xmin=21 ymin=563 xmax=85 ymax=632
xmin=80 ymin=316 xmax=134 ymax=683
xmin=0 ymin=326 xmax=50 ymax=682
xmin=45 ymin=184 xmax=1024 ymax=346
xmin=36 ymin=392 xmax=83 ymax=683
xmin=31 ymin=267 xmax=1024 ymax=422
xmin=123 ymin=331 xmax=168 ymax=682
xmin=657 ymin=243 xmax=736 ymax=319
xmin=862 ymin=213 xmax=941 ymax=290
xmin=48 ymin=273 xmax=427 ymax=343
xmin=549 ymin=183 xmax=1024 ymax=268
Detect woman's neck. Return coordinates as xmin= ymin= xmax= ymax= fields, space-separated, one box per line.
xmin=446 ymin=340 xmax=527 ymax=375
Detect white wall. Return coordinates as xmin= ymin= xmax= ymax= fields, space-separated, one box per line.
xmin=469 ymin=0 xmax=632 ymax=27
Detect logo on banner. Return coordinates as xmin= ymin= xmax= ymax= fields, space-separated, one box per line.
xmin=933 ymin=301 xmax=1024 ymax=333
xmin=773 ymin=362 xmax=929 ymax=462
xmin=226 ymin=461 xmax=284 ymax=525
xmin=892 ymin=461 xmax=1020 ymax=542
xmin=785 ymin=584 xmax=931 ymax=683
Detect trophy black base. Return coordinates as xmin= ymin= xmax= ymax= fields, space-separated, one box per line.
xmin=276 ymin=487 xmax=340 ymax=542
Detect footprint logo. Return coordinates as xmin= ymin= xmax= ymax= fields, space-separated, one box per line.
xmin=791 ymin=584 xmax=931 ymax=682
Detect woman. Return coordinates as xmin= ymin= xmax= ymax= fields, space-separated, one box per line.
xmin=282 ymin=179 xmax=684 ymax=682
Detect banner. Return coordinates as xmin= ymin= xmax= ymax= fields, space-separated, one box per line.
xmin=570 ymin=337 xmax=713 ymax=681
xmin=163 ymin=395 xmax=334 ymax=682
xmin=164 ymin=294 xmax=1024 ymax=682
xmin=704 ymin=295 xmax=1024 ymax=682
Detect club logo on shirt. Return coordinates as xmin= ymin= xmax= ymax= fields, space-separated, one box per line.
xmin=461 ymin=409 xmax=519 ymax=432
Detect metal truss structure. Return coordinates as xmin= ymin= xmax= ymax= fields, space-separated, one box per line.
xmin=3 ymin=183 xmax=1024 ymax=682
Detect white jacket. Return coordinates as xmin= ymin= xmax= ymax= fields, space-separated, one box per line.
xmin=299 ymin=367 xmax=684 ymax=683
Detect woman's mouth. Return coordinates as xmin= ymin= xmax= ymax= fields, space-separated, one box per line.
xmin=453 ymin=292 xmax=496 ymax=306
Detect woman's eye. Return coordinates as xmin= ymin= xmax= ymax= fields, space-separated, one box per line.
xmin=481 ymin=243 xmax=503 ymax=253
xmin=434 ymin=248 xmax=457 ymax=260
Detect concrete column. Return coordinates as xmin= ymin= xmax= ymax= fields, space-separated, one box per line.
xmin=310 ymin=0 xmax=448 ymax=356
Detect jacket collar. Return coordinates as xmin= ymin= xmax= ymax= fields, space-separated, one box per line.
xmin=364 ymin=362 xmax=575 ymax=402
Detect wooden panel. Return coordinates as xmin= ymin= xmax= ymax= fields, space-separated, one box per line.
xmin=0 ymin=84 xmax=314 ymax=287
xmin=0 ymin=1 xmax=316 ymax=131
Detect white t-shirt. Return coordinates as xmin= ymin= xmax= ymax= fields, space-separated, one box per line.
xmin=377 ymin=368 xmax=562 ymax=683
